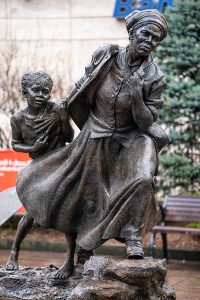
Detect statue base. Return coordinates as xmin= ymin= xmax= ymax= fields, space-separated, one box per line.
xmin=0 ymin=256 xmax=176 ymax=299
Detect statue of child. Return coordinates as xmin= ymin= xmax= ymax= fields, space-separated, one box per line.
xmin=10 ymin=70 xmax=73 ymax=158
xmin=6 ymin=71 xmax=75 ymax=276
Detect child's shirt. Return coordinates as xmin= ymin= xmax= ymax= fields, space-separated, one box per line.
xmin=10 ymin=101 xmax=73 ymax=158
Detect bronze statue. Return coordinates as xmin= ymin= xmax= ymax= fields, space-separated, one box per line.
xmin=10 ymin=10 xmax=169 ymax=279
xmin=6 ymin=71 xmax=75 ymax=275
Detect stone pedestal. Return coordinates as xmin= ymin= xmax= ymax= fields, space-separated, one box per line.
xmin=0 ymin=256 xmax=176 ymax=300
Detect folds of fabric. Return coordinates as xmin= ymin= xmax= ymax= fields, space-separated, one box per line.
xmin=17 ymin=123 xmax=157 ymax=250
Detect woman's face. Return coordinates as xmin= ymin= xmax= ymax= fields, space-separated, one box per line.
xmin=129 ymin=23 xmax=162 ymax=58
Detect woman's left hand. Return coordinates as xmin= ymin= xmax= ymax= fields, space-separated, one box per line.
xmin=127 ymin=72 xmax=144 ymax=97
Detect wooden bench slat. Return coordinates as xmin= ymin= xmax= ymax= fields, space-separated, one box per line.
xmin=167 ymin=196 xmax=200 ymax=200
xmin=167 ymin=203 xmax=200 ymax=211
xmin=167 ymin=198 xmax=200 ymax=201
xmin=167 ymin=203 xmax=200 ymax=207
xmin=165 ymin=216 xmax=200 ymax=222
xmin=152 ymin=225 xmax=200 ymax=234
xmin=167 ymin=209 xmax=200 ymax=214
xmin=167 ymin=196 xmax=200 ymax=199
xmin=166 ymin=211 xmax=200 ymax=217
xmin=166 ymin=207 xmax=200 ymax=213
xmin=166 ymin=213 xmax=200 ymax=218
xmin=167 ymin=199 xmax=200 ymax=204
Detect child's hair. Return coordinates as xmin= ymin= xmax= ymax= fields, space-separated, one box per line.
xmin=21 ymin=71 xmax=53 ymax=93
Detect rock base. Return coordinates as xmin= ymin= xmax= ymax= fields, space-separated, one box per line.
xmin=0 ymin=256 xmax=176 ymax=300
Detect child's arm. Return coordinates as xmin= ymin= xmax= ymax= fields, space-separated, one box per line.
xmin=11 ymin=115 xmax=48 ymax=154
xmin=12 ymin=135 xmax=48 ymax=154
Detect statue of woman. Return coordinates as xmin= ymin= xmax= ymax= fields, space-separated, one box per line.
xmin=16 ymin=10 xmax=168 ymax=278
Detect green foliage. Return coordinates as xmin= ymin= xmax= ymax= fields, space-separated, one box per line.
xmin=187 ymin=223 xmax=200 ymax=229
xmin=155 ymin=0 xmax=200 ymax=193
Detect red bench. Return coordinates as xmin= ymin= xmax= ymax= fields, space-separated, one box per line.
xmin=150 ymin=195 xmax=200 ymax=260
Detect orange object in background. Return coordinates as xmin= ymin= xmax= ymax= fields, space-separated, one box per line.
xmin=0 ymin=150 xmax=31 ymax=214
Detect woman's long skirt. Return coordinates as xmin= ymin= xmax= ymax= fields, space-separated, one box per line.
xmin=17 ymin=124 xmax=158 ymax=250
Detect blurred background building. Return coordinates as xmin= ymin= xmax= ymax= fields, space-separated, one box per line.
xmin=0 ymin=0 xmax=128 ymax=86
xmin=0 ymin=0 xmax=174 ymax=90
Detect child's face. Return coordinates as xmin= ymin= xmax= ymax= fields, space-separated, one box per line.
xmin=26 ymin=80 xmax=51 ymax=110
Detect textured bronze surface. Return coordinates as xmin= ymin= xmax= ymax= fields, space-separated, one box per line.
xmin=9 ymin=10 xmax=169 ymax=280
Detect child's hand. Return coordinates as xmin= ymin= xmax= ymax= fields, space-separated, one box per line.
xmin=32 ymin=134 xmax=48 ymax=151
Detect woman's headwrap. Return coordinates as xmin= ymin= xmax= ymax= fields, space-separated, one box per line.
xmin=125 ymin=9 xmax=168 ymax=40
